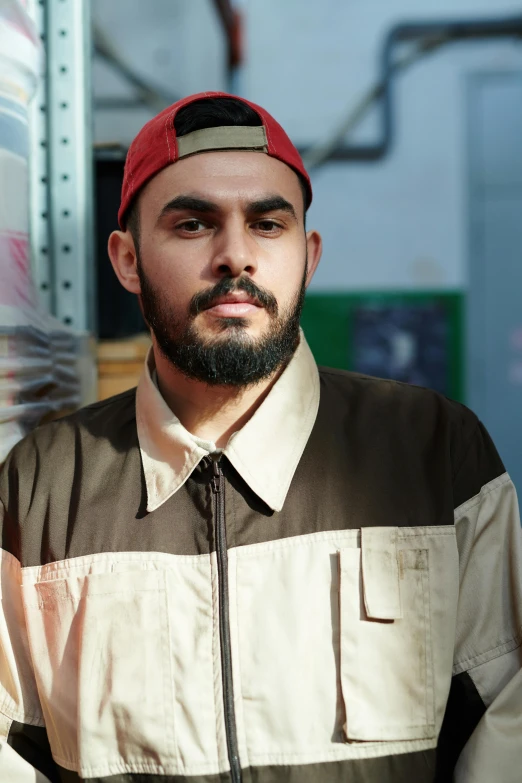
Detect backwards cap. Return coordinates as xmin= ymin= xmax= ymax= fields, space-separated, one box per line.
xmin=118 ymin=91 xmax=312 ymax=229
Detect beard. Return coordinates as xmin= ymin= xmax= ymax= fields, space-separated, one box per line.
xmin=137 ymin=256 xmax=307 ymax=388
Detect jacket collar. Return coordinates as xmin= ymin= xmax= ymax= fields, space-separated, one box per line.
xmin=136 ymin=334 xmax=320 ymax=513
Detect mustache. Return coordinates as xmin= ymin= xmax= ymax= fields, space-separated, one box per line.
xmin=189 ymin=276 xmax=279 ymax=318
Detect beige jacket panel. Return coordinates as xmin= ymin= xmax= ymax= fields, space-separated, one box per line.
xmin=454 ymin=474 xmax=522 ymax=782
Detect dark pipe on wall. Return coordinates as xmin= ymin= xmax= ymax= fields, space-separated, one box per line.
xmin=304 ymin=15 xmax=522 ymax=163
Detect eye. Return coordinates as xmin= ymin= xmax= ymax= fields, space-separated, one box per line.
xmin=176 ymin=219 xmax=207 ymax=233
xmin=255 ymin=220 xmax=282 ymax=233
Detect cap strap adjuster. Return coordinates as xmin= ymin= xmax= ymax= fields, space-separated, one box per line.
xmin=177 ymin=125 xmax=268 ymax=158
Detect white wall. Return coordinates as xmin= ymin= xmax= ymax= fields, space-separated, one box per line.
xmin=92 ymin=0 xmax=229 ymax=147
xmin=90 ymin=0 xmax=522 ymax=292
xmin=240 ymin=0 xmax=522 ymax=290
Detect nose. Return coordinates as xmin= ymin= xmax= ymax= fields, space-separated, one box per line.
xmin=210 ymin=218 xmax=258 ymax=279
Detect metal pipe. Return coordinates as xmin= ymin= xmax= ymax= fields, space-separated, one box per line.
xmin=302 ymin=15 xmax=522 ymax=167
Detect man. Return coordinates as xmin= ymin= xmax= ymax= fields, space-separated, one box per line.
xmin=0 ymin=92 xmax=521 ymax=783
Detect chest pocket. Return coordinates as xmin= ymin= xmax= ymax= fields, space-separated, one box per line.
xmin=22 ymin=568 xmax=175 ymax=773
xmin=339 ymin=527 xmax=435 ymax=742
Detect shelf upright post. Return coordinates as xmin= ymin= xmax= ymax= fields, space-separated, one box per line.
xmin=29 ymin=0 xmax=95 ymax=333
xmin=28 ymin=0 xmax=52 ymax=313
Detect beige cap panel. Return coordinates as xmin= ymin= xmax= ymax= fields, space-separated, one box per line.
xmin=177 ymin=125 xmax=268 ymax=158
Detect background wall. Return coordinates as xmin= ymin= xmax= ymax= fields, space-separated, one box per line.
xmin=239 ymin=0 xmax=522 ymax=291
xmin=92 ymin=0 xmax=229 ymax=147
xmin=92 ymin=0 xmax=522 ymax=290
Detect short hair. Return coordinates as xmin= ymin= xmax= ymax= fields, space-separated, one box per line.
xmin=126 ymin=96 xmax=308 ymax=244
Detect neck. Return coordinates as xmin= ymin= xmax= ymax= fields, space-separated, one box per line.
xmin=152 ymin=340 xmax=286 ymax=448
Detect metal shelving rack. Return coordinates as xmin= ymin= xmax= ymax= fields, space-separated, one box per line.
xmin=29 ymin=0 xmax=95 ymax=334
xmin=27 ymin=0 xmax=239 ymax=336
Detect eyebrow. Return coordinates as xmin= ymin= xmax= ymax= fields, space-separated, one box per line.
xmin=158 ymin=196 xmax=220 ymax=221
xmin=157 ymin=194 xmax=298 ymax=223
xmin=247 ymin=196 xmax=297 ymax=220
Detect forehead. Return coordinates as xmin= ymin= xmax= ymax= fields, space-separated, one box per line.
xmin=139 ymin=150 xmax=303 ymax=215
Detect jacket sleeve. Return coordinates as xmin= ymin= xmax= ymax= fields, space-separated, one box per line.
xmin=446 ymin=421 xmax=522 ymax=782
xmin=0 ymin=500 xmax=58 ymax=783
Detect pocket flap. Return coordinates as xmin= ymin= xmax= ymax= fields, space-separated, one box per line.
xmin=361 ymin=527 xmax=402 ymax=620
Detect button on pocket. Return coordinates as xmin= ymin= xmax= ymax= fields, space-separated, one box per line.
xmin=339 ymin=527 xmax=435 ymax=742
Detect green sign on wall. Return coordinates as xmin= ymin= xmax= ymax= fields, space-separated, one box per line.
xmin=301 ymin=292 xmax=464 ymax=403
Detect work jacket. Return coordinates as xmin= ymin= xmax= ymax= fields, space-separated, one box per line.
xmin=0 ymin=337 xmax=521 ymax=783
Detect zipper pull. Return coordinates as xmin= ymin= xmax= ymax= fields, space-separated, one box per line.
xmin=211 ymin=458 xmax=221 ymax=494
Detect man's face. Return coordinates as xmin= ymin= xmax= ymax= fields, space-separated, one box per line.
xmin=124 ymin=151 xmax=316 ymax=385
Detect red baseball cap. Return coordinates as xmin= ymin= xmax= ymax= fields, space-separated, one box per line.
xmin=118 ymin=91 xmax=312 ymax=229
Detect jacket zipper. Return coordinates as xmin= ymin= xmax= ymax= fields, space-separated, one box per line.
xmin=212 ymin=458 xmax=242 ymax=783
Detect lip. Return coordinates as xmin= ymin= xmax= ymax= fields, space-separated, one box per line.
xmin=203 ymin=294 xmax=262 ymax=318
xmin=205 ymin=302 xmax=261 ymax=318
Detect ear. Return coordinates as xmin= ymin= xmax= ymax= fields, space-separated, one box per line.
xmin=304 ymin=229 xmax=322 ymax=287
xmin=107 ymin=230 xmax=141 ymax=294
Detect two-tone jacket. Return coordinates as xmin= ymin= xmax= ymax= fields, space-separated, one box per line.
xmin=0 ymin=337 xmax=521 ymax=782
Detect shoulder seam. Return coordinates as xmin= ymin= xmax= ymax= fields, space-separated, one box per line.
xmin=79 ymin=386 xmax=137 ymax=412
xmin=318 ymin=366 xmax=468 ymax=407
xmin=40 ymin=387 xmax=137 ymax=426
xmin=453 ymin=472 xmax=511 ymax=520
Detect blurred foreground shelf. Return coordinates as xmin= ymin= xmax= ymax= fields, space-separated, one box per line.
xmin=97 ymin=334 xmax=151 ymax=401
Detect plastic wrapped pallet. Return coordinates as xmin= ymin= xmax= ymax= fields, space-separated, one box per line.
xmin=0 ymin=0 xmax=94 ymax=463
